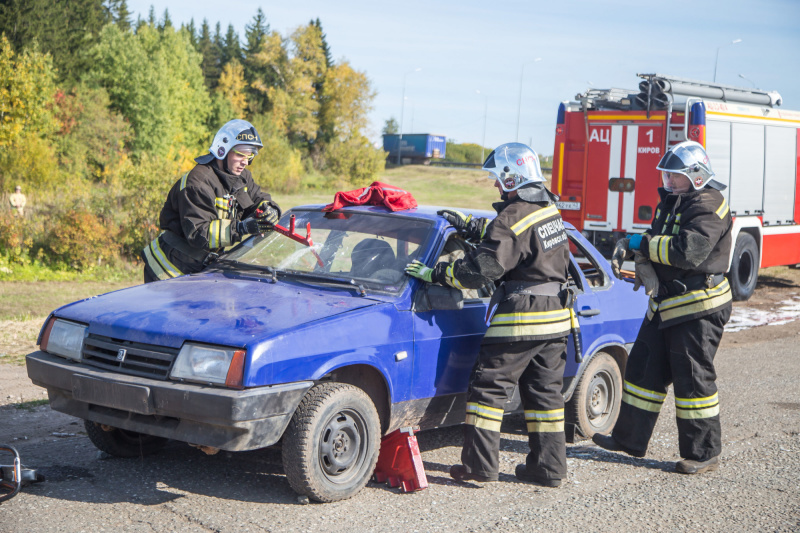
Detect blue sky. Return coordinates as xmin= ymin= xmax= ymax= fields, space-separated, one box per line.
xmin=128 ymin=0 xmax=800 ymax=156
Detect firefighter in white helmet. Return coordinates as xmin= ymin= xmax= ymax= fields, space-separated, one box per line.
xmin=593 ymin=141 xmax=732 ymax=474
xmin=142 ymin=119 xmax=281 ymax=283
xmin=406 ymin=142 xmax=572 ymax=487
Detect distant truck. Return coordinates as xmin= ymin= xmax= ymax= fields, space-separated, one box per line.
xmin=383 ymin=134 xmax=446 ymax=164
xmin=551 ymin=73 xmax=800 ymax=301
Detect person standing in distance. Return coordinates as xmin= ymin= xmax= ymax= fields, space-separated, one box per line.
xmin=406 ymin=142 xmax=573 ymax=487
xmin=593 ymin=140 xmax=733 ymax=475
xmin=142 ymin=119 xmax=281 ymax=283
xmin=9 ymin=185 xmax=26 ymax=217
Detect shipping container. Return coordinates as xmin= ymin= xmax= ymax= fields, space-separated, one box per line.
xmin=383 ymin=134 xmax=447 ymax=164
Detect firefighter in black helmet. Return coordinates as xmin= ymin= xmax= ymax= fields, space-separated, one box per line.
xmin=593 ymin=141 xmax=732 ymax=475
xmin=406 ymin=142 xmax=572 ymax=487
xmin=142 ymin=119 xmax=282 ymax=283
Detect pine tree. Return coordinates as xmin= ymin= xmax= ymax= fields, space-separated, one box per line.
xmin=116 ymin=0 xmax=132 ymax=31
xmin=221 ymin=24 xmax=242 ymax=66
xmin=148 ymin=6 xmax=156 ymax=26
xmin=244 ymin=8 xmax=269 ymax=56
xmin=160 ymin=8 xmax=172 ymax=31
xmin=197 ymin=19 xmax=221 ymax=90
xmin=185 ymin=18 xmax=197 ymax=47
xmin=313 ymin=18 xmax=333 ymax=68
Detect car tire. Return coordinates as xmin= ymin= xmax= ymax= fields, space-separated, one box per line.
xmin=83 ymin=420 xmax=168 ymax=457
xmin=728 ymin=232 xmax=759 ymax=301
xmin=567 ymin=352 xmax=622 ymax=440
xmin=282 ymin=382 xmax=381 ymax=503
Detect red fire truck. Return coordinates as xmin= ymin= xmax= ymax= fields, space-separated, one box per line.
xmin=552 ymin=74 xmax=800 ymax=300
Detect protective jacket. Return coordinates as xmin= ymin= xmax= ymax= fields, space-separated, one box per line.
xmin=431 ymin=197 xmax=571 ymax=344
xmin=142 ymin=160 xmax=279 ymax=280
xmin=640 ymin=187 xmax=732 ymax=328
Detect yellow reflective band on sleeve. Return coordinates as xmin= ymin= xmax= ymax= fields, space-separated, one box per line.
xmin=445 ymin=263 xmax=466 ymax=289
xmin=649 ymin=235 xmax=672 ymax=265
xmin=715 ymin=199 xmax=729 ymax=219
xmin=676 ymin=392 xmax=720 ymax=419
xmin=466 ymin=402 xmax=503 ymax=432
xmin=646 ymin=297 xmax=657 ymax=320
xmin=179 ymin=173 xmax=189 ymax=191
xmin=144 ymin=236 xmax=182 ymax=279
xmin=209 ymin=220 xmax=220 ymax=249
xmin=622 ymin=381 xmax=666 ymax=413
xmin=510 ymin=205 xmax=561 ymax=236
xmin=218 ymin=219 xmax=233 ymax=248
xmin=524 ymin=409 xmax=565 ymax=432
xmin=485 ymin=309 xmax=572 ymax=338
xmin=655 ymin=208 xmax=661 ymax=220
xmin=656 ymin=278 xmax=732 ymax=323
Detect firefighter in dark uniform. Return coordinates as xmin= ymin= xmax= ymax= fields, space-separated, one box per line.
xmin=142 ymin=119 xmax=281 ymax=283
xmin=405 ymin=142 xmax=573 ymax=487
xmin=593 ymin=141 xmax=732 ymax=475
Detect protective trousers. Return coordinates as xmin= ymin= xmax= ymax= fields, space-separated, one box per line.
xmin=461 ymin=338 xmax=567 ymax=481
xmin=612 ymin=306 xmax=731 ymax=461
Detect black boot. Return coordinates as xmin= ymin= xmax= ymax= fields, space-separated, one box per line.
xmin=514 ymin=464 xmax=561 ymax=487
xmin=449 ymin=464 xmax=498 ymax=483
xmin=676 ymin=456 xmax=719 ymax=474
xmin=591 ymin=433 xmax=646 ymax=458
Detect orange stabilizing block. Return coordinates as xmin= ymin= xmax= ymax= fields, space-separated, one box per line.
xmin=373 ymin=426 xmax=428 ymax=492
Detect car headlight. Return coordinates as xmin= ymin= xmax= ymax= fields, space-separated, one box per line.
xmin=170 ymin=343 xmax=246 ymax=388
xmin=41 ymin=318 xmax=87 ymax=362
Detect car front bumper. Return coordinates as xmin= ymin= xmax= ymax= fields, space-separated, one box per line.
xmin=26 ymin=351 xmax=312 ymax=451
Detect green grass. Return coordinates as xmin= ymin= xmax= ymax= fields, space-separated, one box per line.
xmin=13 ymin=399 xmax=49 ymax=410
xmin=272 ymin=165 xmax=553 ymax=212
xmin=0 ymin=281 xmax=140 ymax=320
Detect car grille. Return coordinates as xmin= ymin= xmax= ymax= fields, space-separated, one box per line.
xmin=81 ymin=334 xmax=179 ymax=380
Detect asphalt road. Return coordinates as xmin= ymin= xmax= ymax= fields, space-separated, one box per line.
xmin=1 ymin=319 xmax=799 ymax=532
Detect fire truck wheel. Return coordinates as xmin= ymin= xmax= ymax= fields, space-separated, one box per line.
xmin=728 ymin=232 xmax=759 ymax=301
xmin=282 ymin=382 xmax=381 ymax=503
xmin=83 ymin=420 xmax=168 ymax=457
xmin=567 ymin=352 xmax=622 ymax=441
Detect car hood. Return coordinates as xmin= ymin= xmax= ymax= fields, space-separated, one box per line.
xmin=54 ymin=273 xmax=384 ymax=349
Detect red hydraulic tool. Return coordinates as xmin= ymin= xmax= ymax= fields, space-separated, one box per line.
xmin=373 ymin=427 xmax=428 ymax=492
xmin=257 ymin=212 xmax=324 ymax=268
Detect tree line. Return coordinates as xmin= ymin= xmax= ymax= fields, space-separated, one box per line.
xmin=0 ymin=1 xmax=384 ymax=273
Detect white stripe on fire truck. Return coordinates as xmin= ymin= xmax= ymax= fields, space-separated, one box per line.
xmin=621 ymin=125 xmax=638 ymax=232
xmin=606 ymin=125 xmax=622 ymax=230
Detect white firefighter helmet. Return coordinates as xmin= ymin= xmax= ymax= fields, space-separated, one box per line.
xmin=208 ymin=119 xmax=263 ymax=160
xmin=482 ymin=142 xmax=545 ymax=192
xmin=656 ymin=140 xmax=726 ymax=191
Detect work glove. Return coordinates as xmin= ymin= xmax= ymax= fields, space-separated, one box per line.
xmin=254 ymin=201 xmax=281 ymax=227
xmin=437 ymin=209 xmax=488 ymax=242
xmin=610 ymin=237 xmax=634 ymax=279
xmin=404 ymin=260 xmax=434 ymax=283
xmin=633 ymin=251 xmax=660 ymax=297
xmin=237 ymin=217 xmax=273 ymax=236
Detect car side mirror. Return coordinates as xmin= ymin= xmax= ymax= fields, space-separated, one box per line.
xmin=414 ymin=284 xmax=464 ymax=312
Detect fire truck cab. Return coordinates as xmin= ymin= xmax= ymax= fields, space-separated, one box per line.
xmin=552 ymin=74 xmax=800 ymax=301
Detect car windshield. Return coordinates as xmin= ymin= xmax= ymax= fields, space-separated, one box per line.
xmin=222 ymin=209 xmax=434 ymax=291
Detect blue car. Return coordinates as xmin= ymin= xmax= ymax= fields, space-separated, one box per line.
xmin=26 ymin=205 xmax=647 ymax=502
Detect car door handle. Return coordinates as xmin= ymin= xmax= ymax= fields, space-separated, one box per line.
xmin=577 ymin=308 xmax=601 ymax=317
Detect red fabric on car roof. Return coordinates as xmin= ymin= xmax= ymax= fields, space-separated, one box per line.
xmin=323 ymin=182 xmax=417 ymax=212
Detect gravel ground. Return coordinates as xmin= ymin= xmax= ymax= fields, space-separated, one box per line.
xmin=1 ymin=316 xmax=799 ymax=532
xmin=1 ymin=270 xmax=800 ymax=532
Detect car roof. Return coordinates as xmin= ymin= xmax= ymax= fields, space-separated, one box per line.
xmin=289 ymin=204 xmax=576 ymax=229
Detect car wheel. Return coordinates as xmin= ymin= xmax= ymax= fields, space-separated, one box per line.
xmin=568 ymin=352 xmax=622 ymax=440
xmin=83 ymin=420 xmax=168 ymax=457
xmin=282 ymin=382 xmax=381 ymax=503
xmin=728 ymin=232 xmax=759 ymax=301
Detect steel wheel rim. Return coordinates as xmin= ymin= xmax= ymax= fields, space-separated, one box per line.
xmin=318 ymin=408 xmax=369 ymax=484
xmin=586 ymin=370 xmax=615 ymax=429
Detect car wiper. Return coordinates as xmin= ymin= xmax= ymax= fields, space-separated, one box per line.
xmin=280 ymin=270 xmax=367 ymax=296
xmin=211 ymin=259 xmax=278 ymax=283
